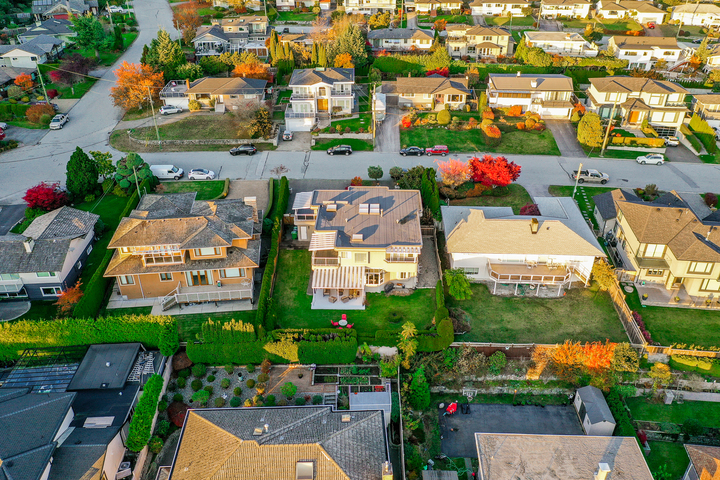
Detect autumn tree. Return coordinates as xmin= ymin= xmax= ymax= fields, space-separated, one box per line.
xmin=23 ymin=182 xmax=69 ymax=211
xmin=611 ymin=343 xmax=639 ymax=373
xmin=435 ymin=158 xmax=470 ymax=188
xmin=249 ymin=108 xmax=273 ymax=139
xmin=70 ymin=13 xmax=109 ymax=59
xmin=468 ymin=155 xmax=521 ymax=189
xmin=110 ymin=62 xmax=165 ymax=111
xmin=648 ymin=363 xmax=672 ymax=392
xmin=14 ymin=72 xmax=33 ymax=91
xmin=551 ymin=340 xmax=585 ymax=380
xmin=333 ymin=52 xmax=354 ymax=68
xmin=444 ymin=268 xmax=472 ymax=300
xmin=329 ymin=22 xmax=367 ymax=68
xmin=592 ymin=260 xmax=616 ymax=294
xmin=519 ymin=203 xmax=540 ymax=215
xmin=577 ymin=112 xmax=603 ymax=148
xmin=232 ymin=60 xmax=271 ymax=80
xmin=49 ymin=54 xmax=97 ymax=90
xmin=582 ymin=341 xmax=616 ymax=372
xmin=66 ymin=147 xmax=98 ymax=200
xmin=54 ymin=282 xmax=83 ymax=316
xmin=433 ymin=18 xmax=447 ymax=31
xmin=173 ymin=2 xmax=203 ymax=44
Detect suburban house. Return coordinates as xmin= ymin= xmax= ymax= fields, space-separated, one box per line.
xmin=276 ymin=0 xmax=332 ymax=11
xmin=0 ymin=34 xmax=65 ymax=68
xmin=671 ymin=3 xmax=720 ymax=27
xmin=0 ymin=206 xmax=98 ymax=300
xmin=486 ymin=72 xmax=575 ymax=118
xmin=31 ymin=0 xmax=98 ymax=20
xmin=280 ymin=32 xmax=314 ymax=47
xmin=692 ymin=94 xmax=720 ymax=128
xmin=160 ymin=77 xmax=268 ymax=111
xmin=367 ymin=28 xmax=434 ymax=51
xmin=213 ymin=0 xmax=263 ymax=10
xmin=705 ymin=45 xmax=720 ymax=70
xmin=683 ymin=445 xmax=720 ymax=480
xmin=574 ymin=386 xmax=617 ymax=436
xmin=192 ymin=16 xmax=270 ymax=57
xmin=468 ymin=0 xmax=530 ymax=17
xmin=103 ymin=192 xmax=261 ymax=310
xmin=476 ymin=434 xmax=654 ymax=480
xmin=19 ymin=18 xmax=77 ymax=44
xmin=523 ymin=31 xmax=598 ymax=57
xmin=593 ymin=189 xmax=641 ymax=235
xmin=596 ymin=0 xmax=666 ymax=24
xmin=345 ymin=0 xmax=395 ymax=14
xmin=285 ymin=67 xmax=355 ymax=132
xmin=165 ymin=406 xmax=392 ymax=480
xmin=414 ymin=0 xmax=463 ymax=14
xmin=539 ymin=0 xmax=592 ymax=19
xmin=441 ymin=197 xmax=604 ymax=296
xmin=611 ymin=190 xmax=720 ymax=302
xmin=608 ymin=36 xmax=683 ymax=71
xmin=446 ymin=25 xmax=513 ymax=59
xmin=381 ymin=74 xmax=472 ymax=110
xmin=292 ymin=186 xmax=422 ymax=310
xmin=587 ymin=76 xmax=688 ymax=136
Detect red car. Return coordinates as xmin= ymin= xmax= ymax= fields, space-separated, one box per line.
xmin=0 ymin=129 xmax=5 ymax=141
xmin=426 ymin=145 xmax=449 ymax=156
xmin=647 ymin=22 xmax=655 ymax=29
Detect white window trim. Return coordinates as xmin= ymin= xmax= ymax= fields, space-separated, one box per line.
xmin=41 ymin=286 xmax=62 ymax=296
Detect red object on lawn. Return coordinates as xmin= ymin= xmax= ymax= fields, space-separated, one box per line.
xmin=446 ymin=402 xmax=458 ymax=415
xmin=638 ymin=430 xmax=648 ymax=444
xmin=347 ymin=323 xmax=354 ymax=328
xmin=342 ymin=314 xmax=347 ymax=320
xmin=331 ymin=321 xmax=339 ymax=326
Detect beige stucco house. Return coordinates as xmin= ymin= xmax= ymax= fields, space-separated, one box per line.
xmin=446 ymin=25 xmax=513 ymax=59
xmin=381 ymin=74 xmax=472 ymax=110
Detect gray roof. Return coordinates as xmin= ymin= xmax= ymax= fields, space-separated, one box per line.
xmin=186 ymin=76 xmax=267 ymax=96
xmin=446 ymin=25 xmax=510 ymax=36
xmin=0 ymin=390 xmax=76 ymax=480
xmin=20 ymin=18 xmax=74 ymax=39
xmin=32 ymin=0 xmax=96 ymax=15
xmin=311 ymin=186 xmax=423 ymax=249
xmin=525 ymin=31 xmax=587 ymax=43
xmin=48 ymin=427 xmax=121 ymax=480
xmin=0 ymin=66 xmax=36 ymax=86
xmin=23 ymin=206 xmax=99 ymax=240
xmin=66 ymin=343 xmax=140 ymax=391
xmin=0 ymin=34 xmax=63 ymax=57
xmin=594 ymin=189 xmax=640 ymax=220
xmin=488 ymin=73 xmax=573 ymax=92
xmin=590 ymin=76 xmax=687 ymax=94
xmin=289 ymin=68 xmax=354 ymax=86
xmin=368 ymin=28 xmax=434 ymax=41
xmin=577 ymin=385 xmax=616 ymax=425
xmin=383 ymin=74 xmax=471 ymax=95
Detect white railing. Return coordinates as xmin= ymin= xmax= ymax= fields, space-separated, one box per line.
xmin=312 ymin=257 xmax=340 ymax=266
xmin=291 ymin=92 xmax=315 ymax=99
xmin=488 ymin=264 xmax=571 ymax=284
xmin=0 ymin=279 xmax=24 ymax=293
xmin=385 ymin=255 xmax=418 ymax=264
xmin=176 ymin=288 xmax=252 ymax=303
xmin=161 ymin=282 xmax=181 ymax=310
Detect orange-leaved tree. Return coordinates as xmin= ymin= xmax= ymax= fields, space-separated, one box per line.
xmin=551 ymin=340 xmax=585 ymax=380
xmin=334 ymin=52 xmax=354 ymax=68
xmin=54 ymin=282 xmax=84 ymax=316
xmin=232 ymin=61 xmax=271 ymax=80
xmin=173 ymin=2 xmax=203 ymax=44
xmin=583 ymin=341 xmax=616 ymax=372
xmin=14 ymin=72 xmax=34 ymax=91
xmin=435 ymin=158 xmax=470 ymax=188
xmin=110 ymin=62 xmax=164 ymax=111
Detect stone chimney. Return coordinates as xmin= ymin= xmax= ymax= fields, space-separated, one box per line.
xmin=244 ymin=196 xmax=259 ymax=222
xmin=595 ymin=463 xmax=611 ymax=480
xmin=530 ymin=218 xmax=539 ymax=234
xmin=23 ymin=237 xmax=35 ymax=253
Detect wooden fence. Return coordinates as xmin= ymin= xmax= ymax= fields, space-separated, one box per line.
xmin=607 ymin=276 xmax=646 ymax=347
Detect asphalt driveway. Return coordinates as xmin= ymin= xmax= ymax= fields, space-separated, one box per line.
xmin=664 ymin=144 xmax=702 ymax=164
xmin=439 ymin=403 xmax=583 ymax=458
xmin=546 ymin=120 xmax=584 ymax=157
xmin=0 ymin=204 xmax=25 ymax=234
xmin=6 ymin=126 xmax=48 ymax=147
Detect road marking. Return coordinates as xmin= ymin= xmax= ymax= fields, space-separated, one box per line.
xmin=254 ymin=151 xmax=268 ymax=178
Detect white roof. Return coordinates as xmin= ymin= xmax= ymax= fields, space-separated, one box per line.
xmin=311 ymin=266 xmax=365 ymax=289
xmin=292 ymin=191 xmax=313 ymax=210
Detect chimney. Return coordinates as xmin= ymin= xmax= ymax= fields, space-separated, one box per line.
xmin=23 ymin=237 xmax=34 ymax=253
xmin=595 ymin=463 xmax=611 ymax=480
xmin=186 ymin=78 xmax=190 ymax=89
xmin=530 ymin=79 xmax=538 ymax=88
xmin=516 ymin=71 xmax=521 ymax=77
xmin=244 ymin=196 xmax=259 ymax=222
xmin=264 ymin=424 xmax=269 ymax=433
xmin=530 ymin=218 xmax=539 ymax=234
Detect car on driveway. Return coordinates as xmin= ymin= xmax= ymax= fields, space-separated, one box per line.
xmin=188 ymin=168 xmax=216 ymax=180
xmin=647 ymin=22 xmax=655 ymax=28
xmin=49 ymin=114 xmax=69 ymax=130
xmin=426 ymin=145 xmax=449 ymax=156
xmin=159 ymin=105 xmax=182 ymax=115
xmin=283 ymin=130 xmax=293 ymax=141
xmin=664 ymin=136 xmax=679 ymax=147
xmin=327 ymin=144 xmax=352 ymax=155
xmin=0 ymin=122 xmax=7 ymax=130
xmin=107 ymin=5 xmax=124 ymax=13
xmin=230 ymin=144 xmax=257 ymax=156
xmin=636 ymin=153 xmax=665 ymax=165
xmin=400 ymin=146 xmax=424 ymax=156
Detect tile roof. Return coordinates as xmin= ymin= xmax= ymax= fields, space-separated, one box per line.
xmin=367 ymin=28 xmax=434 ymax=41
xmin=382 ymin=74 xmax=470 ymax=95
xmin=476 ymin=434 xmax=654 ymax=480
xmin=611 ymin=36 xmax=680 ymax=50
xmin=576 ymin=386 xmax=615 ymax=425
xmin=589 ymin=76 xmax=687 ymax=94
xmin=289 ymin=68 xmax=355 ymax=86
xmin=684 ymin=445 xmax=720 ymax=480
xmin=169 ymin=407 xmax=389 ymax=480
xmin=310 ymin=186 xmax=423 ymax=249
xmin=186 ymin=77 xmax=267 ymax=96
xmin=488 ymin=73 xmax=573 ymax=92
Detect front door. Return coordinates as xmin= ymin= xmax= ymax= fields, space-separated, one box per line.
xmin=317 ymin=99 xmax=328 ymax=111
xmin=628 ymin=110 xmax=640 ymax=124
xmin=188 ymin=270 xmax=212 ymax=286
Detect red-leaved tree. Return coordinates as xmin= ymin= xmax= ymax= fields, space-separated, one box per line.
xmin=435 ymin=158 xmax=470 ymax=188
xmin=23 ymin=182 xmax=69 ymax=211
xmin=426 ymin=67 xmax=449 ymax=77
xmin=519 ymin=203 xmax=540 ymax=216
xmin=583 ymin=341 xmax=616 ymax=372
xmin=468 ymin=155 xmax=521 ymax=188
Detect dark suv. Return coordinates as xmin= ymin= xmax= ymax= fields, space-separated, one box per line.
xmin=230 ymin=144 xmax=257 ymax=156
xmin=327 ymin=145 xmax=353 ymax=156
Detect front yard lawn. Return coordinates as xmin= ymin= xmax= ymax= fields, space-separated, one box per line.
xmin=419 ymin=14 xmax=472 ymax=24
xmin=626 ymin=397 xmax=720 ymax=428
xmin=450 ymin=184 xmax=532 ymax=215
xmin=562 ymin=18 xmax=641 ymax=31
xmin=645 ymin=441 xmax=690 ymax=480
xmin=400 ymin=127 xmax=560 ymax=155
xmin=485 ymin=15 xmax=534 ymax=26
xmin=43 ymin=78 xmax=97 ymax=100
xmin=548 ymin=185 xmax=617 ymax=229
xmin=276 ymin=11 xmax=317 ymax=21
xmin=271 ymin=250 xmax=436 ymax=340
xmin=133 ymin=113 xmax=249 ymax=140
xmin=447 ymin=283 xmax=627 ymax=343
xmin=311 ymin=138 xmax=374 ymax=151
xmin=156 ymin=180 xmax=225 ymax=200
xmin=65 ymin=32 xmax=138 ymax=66
xmin=330 ymin=113 xmax=372 ymax=132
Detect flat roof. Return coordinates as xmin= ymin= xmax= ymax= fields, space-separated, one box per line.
xmin=67 ymin=343 xmax=141 ymax=391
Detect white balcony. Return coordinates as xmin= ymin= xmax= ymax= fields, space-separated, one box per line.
xmin=0 ymin=279 xmax=24 ymax=293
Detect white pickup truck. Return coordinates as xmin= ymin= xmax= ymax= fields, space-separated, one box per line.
xmin=571 ymin=169 xmax=609 ymax=184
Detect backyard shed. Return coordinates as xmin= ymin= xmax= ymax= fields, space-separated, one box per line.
xmin=574 ymin=385 xmax=616 ymax=436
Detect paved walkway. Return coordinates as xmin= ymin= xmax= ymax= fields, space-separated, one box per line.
xmin=417 ymin=234 xmax=440 ymax=288
xmin=225 ymin=179 xmax=270 ymax=214
xmin=407 ymin=11 xmax=417 ymax=29
xmin=0 ymin=301 xmax=30 ymax=321
xmin=546 ymin=120 xmax=585 ymax=157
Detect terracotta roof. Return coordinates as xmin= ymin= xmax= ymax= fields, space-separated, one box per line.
xmin=589 ymin=76 xmax=687 ymax=94
xmin=488 ymin=73 xmax=573 ymax=92
xmin=383 ymin=74 xmax=471 ymax=95
xmin=611 ymin=36 xmax=680 ymax=50
xmin=685 ymin=445 xmax=720 ymax=480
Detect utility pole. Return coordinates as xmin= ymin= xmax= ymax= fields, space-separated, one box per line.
xmin=108 ymin=6 xmax=114 ymax=28
xmin=147 ymin=86 xmax=160 ymax=143
xmin=371 ymin=83 xmax=376 ymax=148
xmin=36 ymin=64 xmax=49 ymax=102
xmin=599 ymin=98 xmax=618 ymax=158
xmin=174 ymin=20 xmax=182 ymax=49
xmin=572 ymin=162 xmax=583 ymax=200
xmin=132 ymin=165 xmax=141 ymax=199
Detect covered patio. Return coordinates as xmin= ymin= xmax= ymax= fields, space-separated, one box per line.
xmin=488 ymin=263 xmax=572 ymax=296
xmin=311 ymin=265 xmax=366 ymax=310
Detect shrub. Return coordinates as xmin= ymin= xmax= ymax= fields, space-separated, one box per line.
xmin=705 ymin=193 xmax=718 ymax=208
xmin=277 ymin=398 xmax=288 ymax=406
xmin=230 ymin=396 xmax=242 ymax=407
xmin=508 ymin=105 xmax=522 ymax=116
xmin=192 ymin=389 xmax=210 ymax=405
xmin=246 ymin=364 xmax=256 ymax=373
xmin=21 ymin=96 xmax=29 ymax=103
xmin=26 ymin=104 xmax=55 ymax=124
xmin=481 ymin=118 xmax=493 ymax=126
xmin=482 ymin=108 xmax=494 ymax=120
xmin=437 ymin=109 xmax=451 ymax=125
xmin=257 ymin=373 xmax=270 ymax=383
xmin=188 ymin=99 xmax=202 ymax=111
xmin=192 ymin=363 xmax=207 ymax=378
xmin=214 ymin=397 xmax=226 ymax=407
xmin=148 ymin=436 xmax=164 ymax=454
xmin=488 ymin=351 xmax=507 ymax=375
xmin=234 ymin=387 xmax=242 ymax=396
xmin=225 ymin=365 xmax=234 ymax=374
xmin=265 ymin=394 xmax=276 ymax=406
xmin=207 ymin=375 xmax=215 ymax=382
xmin=312 ymin=394 xmax=323 ymax=405
xmin=176 ymin=377 xmax=186 ymax=388
xmin=173 ymin=393 xmax=183 ymax=402
xmin=47 ymin=89 xmax=59 ymax=98
xmin=295 ymin=397 xmax=307 ymax=406
xmin=156 ymin=419 xmax=171 ymax=437
xmin=204 ymin=385 xmax=214 ymax=394
xmin=126 ymin=374 xmax=164 ymax=452
xmin=157 ymin=400 xmax=168 ymax=412
xmin=605 ymin=388 xmax=636 ymax=438
xmin=281 ymin=382 xmax=297 ymax=398
xmin=221 ymin=378 xmax=231 ymax=388
xmin=246 ymin=379 xmax=256 ymax=388
xmin=191 ymin=379 xmax=203 ymax=391
xmin=178 ymin=368 xmax=190 ymax=378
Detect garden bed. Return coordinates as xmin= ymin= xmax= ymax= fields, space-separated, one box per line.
xmin=449 ymin=184 xmax=532 ymax=215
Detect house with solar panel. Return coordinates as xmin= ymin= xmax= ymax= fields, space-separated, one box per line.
xmin=31 ymin=0 xmax=98 ymax=21
xmin=292 ymin=186 xmax=423 ymax=309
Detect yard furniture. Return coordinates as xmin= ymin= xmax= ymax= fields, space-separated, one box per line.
xmin=341 ymin=296 xmax=350 ymax=303
xmin=323 ymin=289 xmax=331 ymax=296
xmin=329 ymin=296 xmax=338 ymax=303
xmin=331 ymin=321 xmax=339 ymax=326
xmin=339 ymin=319 xmax=348 ymax=327
xmin=346 ymin=323 xmax=354 ymax=328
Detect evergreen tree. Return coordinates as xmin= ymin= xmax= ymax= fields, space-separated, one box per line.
xmin=70 ymin=13 xmax=108 ymax=60
xmin=269 ymin=30 xmax=280 ymax=64
xmin=420 ymin=173 xmax=431 ymax=208
xmin=141 ymin=44 xmax=150 ymax=65
xmin=311 ymin=42 xmax=318 ymax=65
xmin=318 ymin=43 xmax=327 ymax=67
xmin=66 ymin=147 xmax=98 ymax=199
xmin=408 ymin=366 xmax=430 ymax=410
xmin=154 ymin=30 xmax=185 ymax=78
xmin=329 ymin=23 xmax=367 ymax=68
xmin=515 ymin=37 xmax=528 ymax=62
xmin=113 ymin=25 xmax=124 ymax=50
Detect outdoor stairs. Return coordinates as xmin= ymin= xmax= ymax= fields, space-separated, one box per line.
xmin=128 ymin=351 xmax=155 ymax=382
xmin=323 ymin=392 xmax=337 ymax=407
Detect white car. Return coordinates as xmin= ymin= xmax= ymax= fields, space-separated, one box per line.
xmin=188 ymin=168 xmax=216 ymax=180
xmin=0 ymin=122 xmax=7 ymax=130
xmin=159 ymin=105 xmax=182 ymax=115
xmin=107 ymin=5 xmax=124 ymax=13
xmin=49 ymin=114 xmax=69 ymax=130
xmin=664 ymin=136 xmax=679 ymax=147
xmin=636 ymin=153 xmax=665 ymax=165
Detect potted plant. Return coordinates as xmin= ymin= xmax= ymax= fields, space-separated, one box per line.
xmin=674 ymin=296 xmax=680 ymax=303
xmin=642 ymin=293 xmax=648 ymax=300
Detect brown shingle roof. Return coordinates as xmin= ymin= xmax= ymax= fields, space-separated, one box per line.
xmin=289 ymin=68 xmax=354 ymax=86
xmin=186 ymin=77 xmax=267 ymax=96
xmin=589 ymin=76 xmax=687 ymax=94
xmin=446 ymin=25 xmax=510 ymax=36
xmin=694 ymin=94 xmax=720 ymax=106
xmin=383 ymin=74 xmax=470 ymax=95
xmin=685 ymin=445 xmax=720 ymax=480
xmin=611 ymin=36 xmax=680 ymax=50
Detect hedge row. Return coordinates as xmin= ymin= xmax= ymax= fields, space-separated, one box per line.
xmin=126 ymin=374 xmax=164 ymax=452
xmin=0 ymin=102 xmax=30 ymax=120
xmin=670 ymin=355 xmax=720 ymax=377
xmin=605 ymin=388 xmax=637 ymax=439
xmin=200 ymin=318 xmax=256 ymax=344
xmin=689 ymin=114 xmax=717 ymax=154
xmin=0 ymin=314 xmax=179 ymax=362
xmin=417 ymin=318 xmax=454 ymax=352
xmin=680 ymin=124 xmax=703 ymax=153
xmin=610 ymin=136 xmax=664 ymax=148
xmin=187 ymin=341 xmax=267 ymax=365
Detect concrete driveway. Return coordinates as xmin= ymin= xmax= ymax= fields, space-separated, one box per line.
xmin=0 ymin=204 xmax=25 ymax=234
xmin=440 ymin=403 xmax=583 ymax=458
xmin=375 ymin=108 xmax=400 ymax=153
xmin=546 ymin=120 xmax=584 ymax=157
xmin=407 ymin=11 xmax=418 ymax=29
xmin=664 ymin=144 xmax=702 ymax=163
xmin=5 ymin=126 xmax=48 ymax=147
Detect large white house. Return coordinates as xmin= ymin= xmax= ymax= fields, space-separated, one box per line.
xmin=367 ymin=28 xmax=434 ymax=51
xmin=597 ymin=0 xmax=667 ymax=24
xmin=0 ymin=34 xmax=64 ymax=68
xmin=285 ymin=68 xmax=355 ymax=132
xmin=446 ymin=25 xmax=513 ymax=59
xmin=441 ymin=197 xmax=604 ymax=295
xmin=608 ymin=36 xmax=682 ymax=71
xmin=469 ymin=0 xmax=529 ymax=16
xmin=486 ymin=72 xmax=575 ymax=118
xmin=539 ymin=0 xmax=592 ymax=19
xmin=345 ymin=0 xmax=395 ymax=13
xmin=524 ymin=31 xmax=598 ymax=57
xmin=671 ymin=3 xmax=720 ymax=27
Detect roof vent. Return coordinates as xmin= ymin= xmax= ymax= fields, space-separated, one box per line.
xmin=531 ymin=218 xmax=539 ymax=234
xmin=253 ymin=427 xmax=263 ymax=436
xmin=595 ymin=463 xmax=611 ymax=480
xmin=296 ymin=461 xmax=314 ymax=480
xmin=264 ymin=424 xmax=269 ymax=433
xmin=326 ymin=204 xmax=337 ymax=212
xmin=341 ymin=414 xmax=352 ymax=422
xmin=106 ymin=361 xmax=111 ymax=367
xmin=351 ymin=234 xmax=363 ymax=242
xmin=530 ymin=79 xmax=538 ymax=88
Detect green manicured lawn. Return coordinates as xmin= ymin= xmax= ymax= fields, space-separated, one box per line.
xmin=17 ymin=301 xmax=58 ymax=321
xmin=311 ymin=138 xmax=374 ymax=151
xmin=699 ymin=152 xmax=720 ymax=164
xmin=400 ymin=127 xmax=561 ymax=155
xmin=645 ymin=441 xmax=690 ymax=480
xmin=122 ymin=108 xmax=154 ymax=121
xmin=447 ymin=283 xmax=627 ymax=343
xmin=271 ymin=250 xmax=436 ymax=340
xmin=548 ymin=185 xmax=617 ymax=229
xmin=157 ymin=180 xmax=225 ymax=200
xmin=450 ymin=184 xmax=532 ymax=215
xmin=134 ymin=113 xmax=248 ymax=140
xmin=43 ymin=78 xmax=98 ymax=100
xmin=65 ymin=32 xmax=138 ymax=66
xmin=419 ymin=14 xmax=472 ymax=24
xmin=485 ymin=15 xmax=534 ymax=26
xmin=626 ymin=397 xmax=720 ymax=428
xmin=177 ymin=311 xmax=256 ymax=342
xmin=276 ymin=11 xmax=317 ymax=21
xmin=562 ymin=18 xmax=642 ymax=31
xmin=6 ymin=119 xmax=49 ymax=129
xmin=101 ymin=306 xmax=152 ymax=317
xmin=330 ymin=113 xmax=372 ymax=132
xmin=566 ymin=69 xmax=609 ymax=88
xmin=277 ymin=90 xmax=292 ymax=103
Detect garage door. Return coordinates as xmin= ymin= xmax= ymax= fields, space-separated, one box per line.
xmin=653 ymin=125 xmax=677 ymax=137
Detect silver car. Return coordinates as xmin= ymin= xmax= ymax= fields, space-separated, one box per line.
xmin=49 ymin=114 xmax=69 ymax=130
xmin=188 ymin=168 xmax=216 ymax=180
xmin=636 ymin=153 xmax=665 ymax=165
xmin=159 ymin=105 xmax=182 ymax=115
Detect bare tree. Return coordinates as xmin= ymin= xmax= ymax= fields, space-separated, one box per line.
xmin=271 ymin=165 xmax=289 ymax=178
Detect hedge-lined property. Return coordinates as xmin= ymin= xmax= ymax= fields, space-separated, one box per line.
xmin=126 ymin=374 xmax=164 ymax=452
xmin=0 ymin=314 xmax=179 ymax=362
xmin=610 ymin=136 xmax=664 ymax=148
xmin=606 ymin=388 xmax=637 ymax=439
xmin=670 ymin=355 xmax=720 ymax=377
xmin=689 ymin=114 xmax=717 ymax=154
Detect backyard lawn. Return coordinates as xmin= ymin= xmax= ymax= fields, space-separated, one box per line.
xmin=562 ymin=18 xmax=642 ymax=31
xmin=271 ymin=250 xmax=437 ymax=340
xmin=626 ymin=397 xmax=720 ymax=428
xmin=276 ymin=11 xmax=317 ymax=21
xmin=548 ymin=185 xmax=617 ymax=229
xmin=311 ymin=138 xmax=374 ymax=151
xmin=419 ymin=14 xmax=472 ymax=24
xmin=450 ymin=184 xmax=532 ymax=215
xmin=156 ymin=180 xmax=225 ymax=200
xmin=447 ymin=283 xmax=627 ymax=343
xmin=17 ymin=301 xmax=58 ymax=321
xmin=176 ymin=311 xmax=256 ymax=342
xmin=645 ymin=441 xmax=690 ymax=480
xmin=485 ymin=15 xmax=534 ymax=26
xmin=400 ymin=128 xmax=560 ymax=155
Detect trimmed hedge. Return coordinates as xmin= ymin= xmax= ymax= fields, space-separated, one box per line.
xmin=126 ymin=374 xmax=164 ymax=452
xmin=187 ymin=341 xmax=267 ymax=365
xmin=417 ymin=318 xmax=454 ymax=352
xmin=436 ymin=280 xmax=444 ymax=309
xmin=610 ymin=136 xmax=664 ymax=148
xmin=670 ymin=355 xmax=720 ymax=377
xmin=0 ymin=314 xmax=179 ymax=362
xmin=681 ymin=124 xmax=703 ymax=153
xmin=689 ymin=114 xmax=717 ymax=154
xmin=605 ymin=388 xmax=637 ymax=440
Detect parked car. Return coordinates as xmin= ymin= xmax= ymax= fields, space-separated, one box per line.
xmin=647 ymin=22 xmax=655 ymax=29
xmin=159 ymin=105 xmax=182 ymax=115
xmin=426 ymin=145 xmax=449 ymax=156
xmin=35 ymin=101 xmax=59 ymax=112
xmin=188 ymin=168 xmax=216 ymax=180
xmin=327 ymin=144 xmax=353 ymax=155
xmin=107 ymin=5 xmax=124 ymax=12
xmin=49 ymin=114 xmax=69 ymax=130
xmin=636 ymin=153 xmax=665 ymax=165
xmin=400 ymin=146 xmax=424 ymax=156
xmin=0 ymin=122 xmax=7 ymax=130
xmin=0 ymin=129 xmax=5 ymax=141
xmin=283 ymin=130 xmax=293 ymax=141
xmin=150 ymin=164 xmax=184 ymax=180
xmin=664 ymin=136 xmax=679 ymax=147
xmin=230 ymin=144 xmax=257 ymax=156
xmin=572 ymin=169 xmax=609 ymax=184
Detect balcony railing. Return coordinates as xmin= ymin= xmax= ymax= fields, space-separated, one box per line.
xmin=488 ymin=263 xmax=572 ymax=284
xmin=330 ymin=89 xmax=354 ymax=96
xmin=291 ymin=92 xmax=315 ymax=99
xmin=143 ymin=253 xmax=184 ymax=266
xmin=295 ymin=214 xmax=317 ymax=221
xmin=313 ymin=257 xmax=341 ymax=266
xmin=0 ymin=279 xmax=24 ymax=293
xmin=385 ymin=255 xmax=418 ymax=263
xmin=285 ymin=110 xmax=317 ymax=118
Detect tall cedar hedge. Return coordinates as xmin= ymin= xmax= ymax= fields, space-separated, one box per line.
xmin=126 ymin=374 xmax=164 ymax=452
xmin=0 ymin=314 xmax=178 ymax=362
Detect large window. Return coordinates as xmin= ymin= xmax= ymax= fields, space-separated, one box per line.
xmin=36 ymin=272 xmax=56 ymax=278
xmin=159 ymin=273 xmax=173 ymax=281
xmin=0 ymin=274 xmax=20 ymax=281
xmin=642 ymin=244 xmax=665 ymax=258
xmin=366 ymin=269 xmax=384 ymax=286
xmin=646 ymin=269 xmax=664 ymax=277
xmin=354 ymin=252 xmax=368 ymax=264
xmin=497 ymin=92 xmax=531 ymax=98
xmin=41 ymin=287 xmax=62 ymax=296
xmin=700 ymin=278 xmax=720 ymax=292
xmin=463 ymin=267 xmax=480 ymax=275
xmin=194 ymin=247 xmax=221 ymax=256
xmin=221 ymin=268 xmax=246 ymax=278
xmin=688 ymin=262 xmax=713 ymax=274
xmin=119 ymin=275 xmax=135 ymax=285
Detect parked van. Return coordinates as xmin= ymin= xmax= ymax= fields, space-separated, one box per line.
xmin=150 ymin=165 xmax=184 ymax=180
